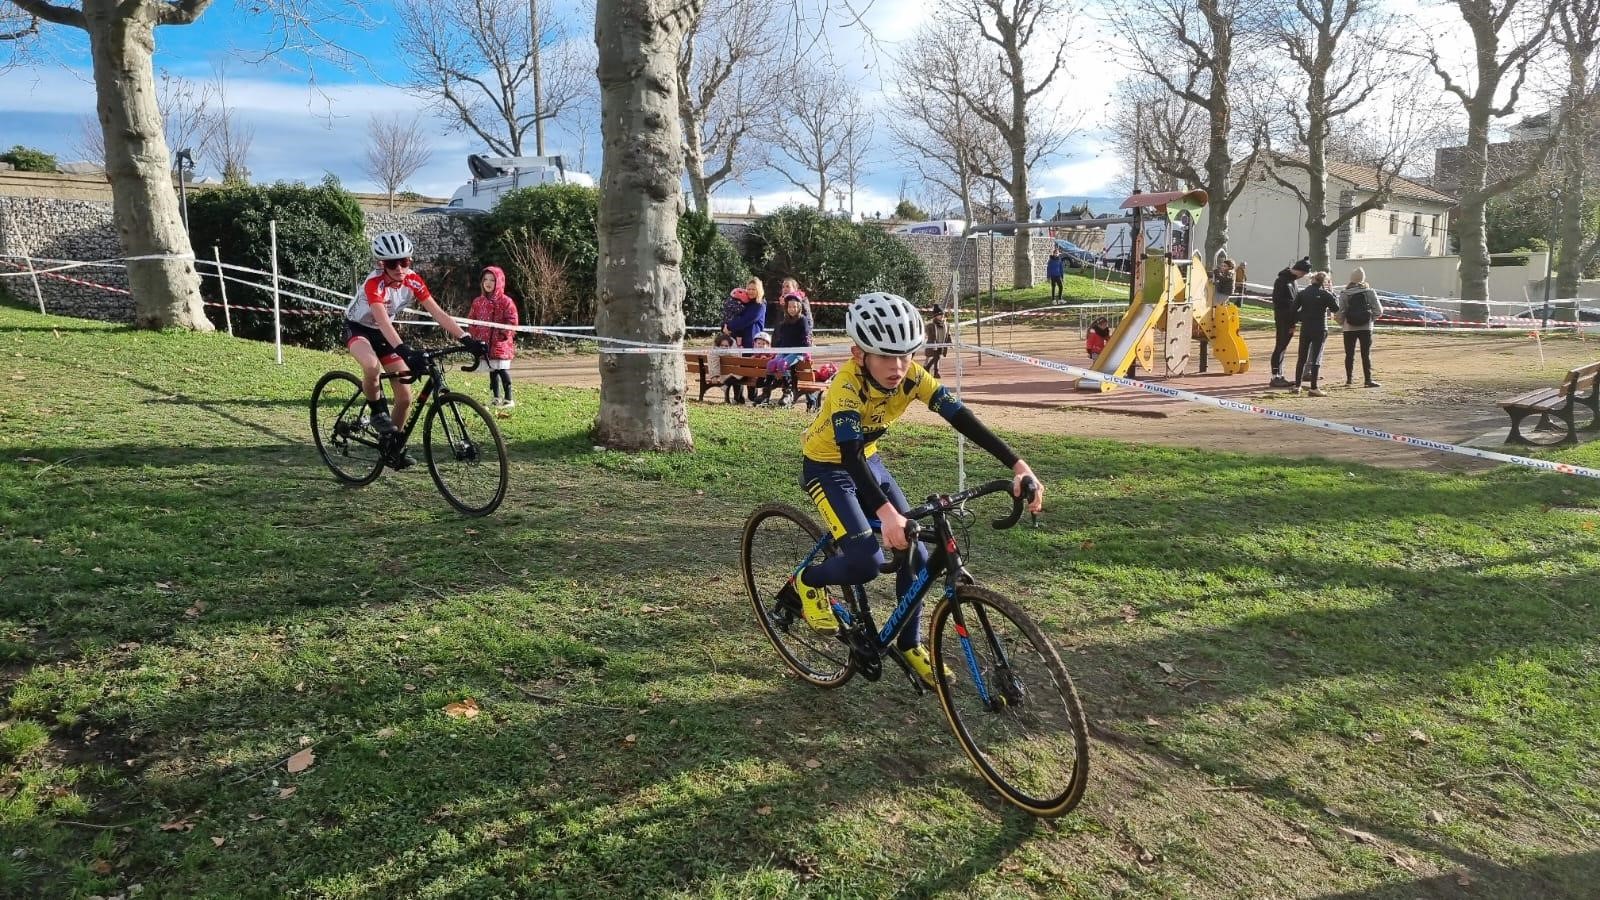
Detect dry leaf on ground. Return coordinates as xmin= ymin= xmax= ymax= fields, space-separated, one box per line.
xmin=1337 ymin=826 xmax=1380 ymax=844
xmin=442 ymin=698 xmax=481 ymax=719
xmin=285 ymin=748 xmax=315 ymax=773
xmin=211 ymin=836 xmax=226 ymax=848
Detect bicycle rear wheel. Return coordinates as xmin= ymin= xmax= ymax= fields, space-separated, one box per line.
xmin=310 ymin=371 xmax=385 ymax=486
xmin=740 ymin=503 xmax=853 ymax=689
xmin=423 ymin=392 xmax=508 ymax=516
xmin=930 ymin=585 xmax=1089 ymax=817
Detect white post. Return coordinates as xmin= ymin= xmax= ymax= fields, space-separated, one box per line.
xmin=951 ymin=235 xmax=972 ymax=492
xmin=22 ymin=252 xmax=45 ymax=315
xmin=270 ymin=219 xmax=283 ymax=364
xmin=213 ymin=245 xmax=233 ymax=337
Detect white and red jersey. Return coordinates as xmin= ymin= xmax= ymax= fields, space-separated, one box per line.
xmin=345 ymin=270 xmax=433 ymax=327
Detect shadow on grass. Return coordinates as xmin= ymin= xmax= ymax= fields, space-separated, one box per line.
xmin=1311 ymin=849 xmax=1600 ymax=899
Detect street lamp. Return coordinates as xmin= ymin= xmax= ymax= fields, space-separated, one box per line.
xmin=174 ymin=148 xmax=195 ymax=232
xmin=1542 ymin=189 xmax=1559 ymax=332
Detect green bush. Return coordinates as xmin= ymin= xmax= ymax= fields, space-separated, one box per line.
xmin=893 ymin=199 xmax=928 ymax=222
xmin=187 ymin=176 xmax=368 ymax=350
xmin=745 ymin=206 xmax=931 ymax=326
xmin=679 ymin=210 xmax=749 ymax=327
xmin=476 ymin=185 xmax=747 ymax=328
xmin=478 ymin=184 xmax=600 ymax=325
xmin=1 ymin=145 xmax=57 ymax=173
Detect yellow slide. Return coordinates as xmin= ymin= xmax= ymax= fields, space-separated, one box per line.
xmin=1075 ymin=255 xmax=1166 ymax=392
xmin=1196 ymin=264 xmax=1250 ymax=375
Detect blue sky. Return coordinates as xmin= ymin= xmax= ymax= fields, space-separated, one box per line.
xmin=0 ymin=0 xmax=1488 ymax=216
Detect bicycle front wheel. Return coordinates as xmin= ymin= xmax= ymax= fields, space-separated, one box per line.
xmin=740 ymin=503 xmax=854 ymax=689
xmin=423 ymin=392 xmax=508 ymax=516
xmin=930 ymin=585 xmax=1089 ymax=817
xmin=310 ymin=371 xmax=386 ymax=486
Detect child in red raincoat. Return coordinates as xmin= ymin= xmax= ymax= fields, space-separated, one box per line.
xmin=468 ymin=266 xmax=520 ymax=411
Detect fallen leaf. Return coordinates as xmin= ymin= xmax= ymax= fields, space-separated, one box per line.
xmin=285 ymin=749 xmax=315 ymax=774
xmin=1120 ymin=605 xmax=1138 ymax=623
xmin=1362 ymin=732 xmax=1384 ymax=744
xmin=1455 ymin=867 xmax=1474 ymax=887
xmin=465 ymin=528 xmax=479 ymax=535
xmin=293 ymin=681 xmax=305 ymax=693
xmin=93 ymin=567 xmax=105 ymax=574
xmin=1276 ymin=832 xmax=1311 ymax=847
xmin=246 ymin=813 xmax=265 ymax=821
xmin=403 ymin=683 xmax=417 ymax=693
xmin=1426 ymin=810 xmax=1446 ymax=825
xmin=1157 ymin=661 xmax=1175 ymax=675
xmin=442 ymin=698 xmax=481 ymax=719
xmin=211 ymin=836 xmax=226 ymax=848
xmin=375 ymin=727 xmax=396 ymax=739
xmin=297 ymin=736 xmax=313 ymax=747
xmin=621 ymin=734 xmax=637 ymax=747
xmin=1143 ymin=716 xmax=1162 ymax=727
xmin=1408 ymin=728 xmax=1432 ymax=744
xmin=158 ymin=818 xmax=193 ymax=832
xmin=755 ymin=805 xmax=772 ymax=816
xmin=1337 ymin=826 xmax=1380 ymax=844
xmin=804 ymin=758 xmax=821 ymax=769
xmin=90 ymin=859 xmax=113 ymax=875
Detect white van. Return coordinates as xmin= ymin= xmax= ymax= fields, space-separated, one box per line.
xmin=1101 ymin=219 xmax=1177 ymax=266
xmin=433 ymin=154 xmax=596 ymax=214
xmin=893 ymin=219 xmax=967 ymax=236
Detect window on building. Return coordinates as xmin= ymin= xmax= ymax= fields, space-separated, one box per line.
xmin=1431 ymin=214 xmax=1440 ymax=239
xmin=1389 ymin=213 xmax=1398 ymax=235
xmin=1412 ymin=215 xmax=1423 ymax=237
xmin=1355 ymin=212 xmax=1365 ymax=233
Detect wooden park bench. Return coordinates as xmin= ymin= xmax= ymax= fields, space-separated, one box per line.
xmin=686 ymin=352 xmax=828 ymax=404
xmin=1498 ymin=361 xmax=1600 ymax=445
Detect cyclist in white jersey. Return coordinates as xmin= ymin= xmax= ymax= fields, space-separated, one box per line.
xmin=345 ymin=232 xmax=485 ymax=468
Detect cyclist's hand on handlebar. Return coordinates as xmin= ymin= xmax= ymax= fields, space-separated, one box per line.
xmin=460 ymin=335 xmax=489 ymax=358
xmin=878 ymin=503 xmax=912 ymax=551
xmin=1012 ymin=460 xmax=1044 ymax=514
xmin=393 ymin=342 xmax=427 ymax=377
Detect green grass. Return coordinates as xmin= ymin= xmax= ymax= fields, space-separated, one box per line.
xmin=965 ymin=271 xmax=1129 ymax=309
xmin=2 ymin=306 xmax=1600 ymax=898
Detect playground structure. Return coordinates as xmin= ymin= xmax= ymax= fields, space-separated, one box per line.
xmin=1073 ymin=189 xmax=1250 ymax=393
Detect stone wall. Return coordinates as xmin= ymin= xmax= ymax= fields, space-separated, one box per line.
xmin=0 ymin=193 xmax=474 ymax=322
xmin=714 ymin=222 xmax=1070 ymax=300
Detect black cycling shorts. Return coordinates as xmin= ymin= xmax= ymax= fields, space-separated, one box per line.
xmin=343 ymin=320 xmax=402 ymax=363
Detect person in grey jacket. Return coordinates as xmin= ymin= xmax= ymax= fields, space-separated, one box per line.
xmin=1336 ymin=268 xmax=1383 ymax=388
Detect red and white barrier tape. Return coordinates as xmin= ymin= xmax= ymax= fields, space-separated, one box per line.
xmin=0 ymin=258 xmax=131 ymax=295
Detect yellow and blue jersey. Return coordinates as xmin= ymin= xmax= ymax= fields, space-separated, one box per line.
xmin=801 ymin=359 xmax=960 ymax=463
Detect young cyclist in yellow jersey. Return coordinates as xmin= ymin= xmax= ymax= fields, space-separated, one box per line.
xmin=777 ymin=292 xmax=1045 ymax=687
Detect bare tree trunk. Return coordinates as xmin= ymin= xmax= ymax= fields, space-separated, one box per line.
xmin=1456 ymin=113 xmax=1496 ymax=305
xmin=1557 ymin=118 xmax=1587 ymax=297
xmin=594 ymin=0 xmax=694 ymax=450
xmin=532 ymin=0 xmax=545 ymax=156
xmin=86 ymin=5 xmax=209 ymax=331
xmin=1201 ymin=23 xmax=1234 ymax=264
xmin=1009 ymin=80 xmax=1032 ymax=287
xmin=685 ymin=124 xmax=710 ymax=213
xmin=1304 ymin=126 xmax=1330 ymax=271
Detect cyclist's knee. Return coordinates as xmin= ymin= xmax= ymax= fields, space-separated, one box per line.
xmin=838 ymin=532 xmax=884 ymax=584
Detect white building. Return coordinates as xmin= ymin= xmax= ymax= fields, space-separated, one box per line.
xmin=1206 ymin=159 xmax=1455 ymax=277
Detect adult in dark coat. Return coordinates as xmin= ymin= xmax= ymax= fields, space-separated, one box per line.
xmin=1290 ymin=271 xmax=1339 ymax=396
xmin=1269 ymin=256 xmax=1312 ymax=387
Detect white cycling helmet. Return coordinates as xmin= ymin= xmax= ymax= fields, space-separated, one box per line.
xmin=846 ymin=292 xmax=926 ymax=355
xmin=370 ymin=231 xmax=415 ymax=261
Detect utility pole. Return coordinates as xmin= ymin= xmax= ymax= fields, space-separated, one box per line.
xmin=1542 ymin=189 xmax=1559 ymax=332
xmin=531 ymin=0 xmax=545 ymax=156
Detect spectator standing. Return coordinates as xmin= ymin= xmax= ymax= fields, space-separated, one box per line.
xmin=1291 ymin=271 xmax=1339 ymax=396
xmin=925 ymin=305 xmax=951 ymax=377
xmin=1269 ymin=256 xmax=1312 ymax=387
xmin=467 ymin=265 xmax=521 ymax=412
xmin=722 ymin=284 xmax=766 ymax=348
xmin=1046 ymin=248 xmax=1066 ymax=302
xmin=1337 ymin=268 xmax=1384 ymax=388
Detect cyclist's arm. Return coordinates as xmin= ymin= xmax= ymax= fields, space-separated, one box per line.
xmin=368 ymin=304 xmax=406 ymax=351
xmin=831 ymin=410 xmax=890 ymax=513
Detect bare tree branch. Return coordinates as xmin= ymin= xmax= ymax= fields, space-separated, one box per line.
xmin=362 ymin=113 xmax=435 ymax=210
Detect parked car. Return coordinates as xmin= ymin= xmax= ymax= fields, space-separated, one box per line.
xmin=1053 ymin=238 xmax=1096 ymax=268
xmin=1513 ymin=305 xmax=1600 ymax=322
xmin=1373 ymin=291 xmax=1450 ymax=326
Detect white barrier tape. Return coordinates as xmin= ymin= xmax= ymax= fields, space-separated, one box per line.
xmin=1235 ymin=311 xmax=1590 ymax=335
xmin=961 ymin=342 xmax=1600 ymax=480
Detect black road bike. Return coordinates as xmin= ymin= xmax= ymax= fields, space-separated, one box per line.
xmin=311 ymin=346 xmax=508 ymax=516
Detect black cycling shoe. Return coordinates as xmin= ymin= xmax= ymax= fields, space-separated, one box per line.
xmin=370 ymin=409 xmax=398 ymax=436
xmin=386 ymin=449 xmax=416 ymax=471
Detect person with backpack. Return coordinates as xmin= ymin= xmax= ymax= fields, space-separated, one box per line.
xmin=1337 ymin=268 xmax=1384 ymax=388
